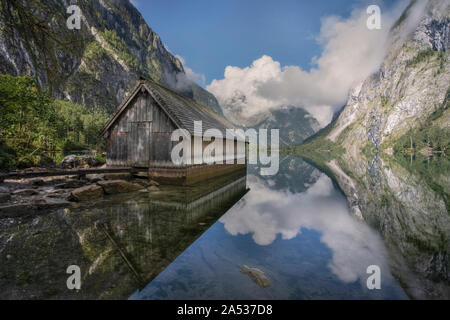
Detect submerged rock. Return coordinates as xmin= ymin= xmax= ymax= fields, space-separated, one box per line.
xmin=0 ymin=193 xmax=11 ymax=202
xmin=0 ymin=204 xmax=35 ymax=217
xmin=85 ymin=174 xmax=105 ymax=183
xmin=97 ymin=180 xmax=143 ymax=194
xmin=240 ymin=265 xmax=270 ymax=288
xmin=70 ymin=185 xmax=104 ymax=202
xmin=55 ymin=179 xmax=86 ymax=189
xmin=149 ymin=180 xmax=160 ymax=187
xmin=12 ymin=189 xmax=39 ymax=196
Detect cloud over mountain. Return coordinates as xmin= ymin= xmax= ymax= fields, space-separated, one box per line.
xmin=207 ymin=3 xmax=411 ymax=126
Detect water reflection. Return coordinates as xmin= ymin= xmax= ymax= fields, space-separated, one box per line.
xmin=327 ymin=153 xmax=449 ymax=299
xmin=0 ymin=172 xmax=248 ymax=299
xmin=131 ymin=158 xmax=407 ymax=300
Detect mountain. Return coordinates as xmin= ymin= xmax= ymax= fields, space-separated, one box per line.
xmin=296 ymin=0 xmax=449 ymax=299
xmin=327 ymin=0 xmax=449 ymax=156
xmin=0 ymin=0 xmax=222 ymax=114
xmin=253 ymin=107 xmax=321 ymax=146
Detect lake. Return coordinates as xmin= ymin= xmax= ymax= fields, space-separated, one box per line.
xmin=130 ymin=157 xmax=408 ymax=300
xmin=1 ymin=156 xmax=430 ymax=299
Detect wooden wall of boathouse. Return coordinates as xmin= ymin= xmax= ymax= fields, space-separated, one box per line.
xmin=106 ymin=91 xmax=178 ymax=167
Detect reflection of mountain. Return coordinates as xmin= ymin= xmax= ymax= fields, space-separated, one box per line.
xmin=249 ymin=156 xmax=321 ymax=194
xmin=325 ymin=154 xmax=449 ymax=299
xmin=295 ymin=0 xmax=450 ymax=300
xmin=132 ymin=166 xmax=406 ymax=299
xmin=0 ymin=173 xmax=247 ymax=299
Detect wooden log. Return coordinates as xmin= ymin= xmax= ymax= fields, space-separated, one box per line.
xmin=0 ymin=167 xmax=137 ymax=181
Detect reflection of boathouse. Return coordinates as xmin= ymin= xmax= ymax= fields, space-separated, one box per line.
xmin=101 ymin=79 xmax=247 ymax=185
xmin=0 ymin=170 xmax=248 ymax=299
xmin=89 ymin=172 xmax=249 ymax=296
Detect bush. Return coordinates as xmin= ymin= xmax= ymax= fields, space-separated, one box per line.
xmin=0 ymin=75 xmax=109 ymax=169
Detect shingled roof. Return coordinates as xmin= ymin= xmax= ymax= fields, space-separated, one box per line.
xmin=101 ymin=79 xmax=237 ymax=138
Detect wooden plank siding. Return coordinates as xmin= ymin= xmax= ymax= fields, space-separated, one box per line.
xmin=107 ymin=91 xmax=177 ymax=167
xmin=103 ymin=81 xmax=247 ymax=172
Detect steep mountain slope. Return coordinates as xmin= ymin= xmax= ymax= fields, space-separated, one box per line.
xmin=327 ymin=0 xmax=449 ymax=156
xmin=301 ymin=0 xmax=450 ymax=299
xmin=0 ymin=0 xmax=221 ymax=114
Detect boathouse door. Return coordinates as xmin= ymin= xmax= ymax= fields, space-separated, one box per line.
xmin=129 ymin=121 xmax=151 ymax=167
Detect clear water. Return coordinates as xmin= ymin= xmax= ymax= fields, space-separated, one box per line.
xmin=130 ymin=157 xmax=408 ymax=300
xmin=0 ymin=156 xmax=410 ymax=299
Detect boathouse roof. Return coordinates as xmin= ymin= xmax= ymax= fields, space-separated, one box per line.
xmin=100 ymin=79 xmax=237 ymax=138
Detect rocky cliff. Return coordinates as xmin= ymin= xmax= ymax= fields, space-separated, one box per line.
xmin=328 ymin=0 xmax=449 ymax=155
xmin=317 ymin=0 xmax=450 ymax=299
xmin=0 ymin=0 xmax=222 ymax=114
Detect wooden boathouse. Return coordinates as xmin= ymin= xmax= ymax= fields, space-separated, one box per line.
xmin=100 ymin=79 xmax=247 ymax=185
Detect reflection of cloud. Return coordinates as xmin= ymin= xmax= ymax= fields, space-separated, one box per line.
xmin=220 ymin=174 xmax=390 ymax=283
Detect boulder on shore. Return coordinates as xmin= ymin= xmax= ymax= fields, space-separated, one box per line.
xmin=61 ymin=154 xmax=100 ymax=169
xmin=70 ymin=185 xmax=104 ymax=202
xmin=97 ymin=180 xmax=144 ymax=194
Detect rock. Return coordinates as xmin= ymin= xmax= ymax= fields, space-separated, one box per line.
xmin=86 ymin=174 xmax=105 ymax=183
xmin=61 ymin=155 xmax=100 ymax=169
xmin=97 ymin=180 xmax=144 ymax=194
xmin=104 ymin=173 xmax=131 ymax=180
xmin=134 ymin=172 xmax=149 ymax=179
xmin=28 ymin=178 xmax=45 ymax=186
xmin=0 ymin=204 xmax=34 ymax=217
xmin=149 ymin=180 xmax=160 ymax=187
xmin=0 ymin=186 xmax=9 ymax=193
xmin=55 ymin=179 xmax=86 ymax=189
xmin=45 ymin=189 xmax=70 ymax=199
xmin=0 ymin=193 xmax=11 ymax=202
xmin=240 ymin=265 xmax=270 ymax=288
xmin=70 ymin=185 xmax=104 ymax=202
xmin=134 ymin=179 xmax=150 ymax=187
xmin=147 ymin=186 xmax=160 ymax=192
xmin=12 ymin=189 xmax=39 ymax=196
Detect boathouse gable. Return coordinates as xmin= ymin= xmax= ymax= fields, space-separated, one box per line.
xmin=101 ymin=80 xmax=239 ymax=169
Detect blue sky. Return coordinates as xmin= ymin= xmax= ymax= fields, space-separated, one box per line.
xmin=132 ymin=0 xmax=400 ymax=85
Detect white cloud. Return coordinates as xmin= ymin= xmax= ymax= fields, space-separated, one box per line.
xmin=175 ymin=55 xmax=206 ymax=87
xmin=207 ymin=3 xmax=411 ymax=126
